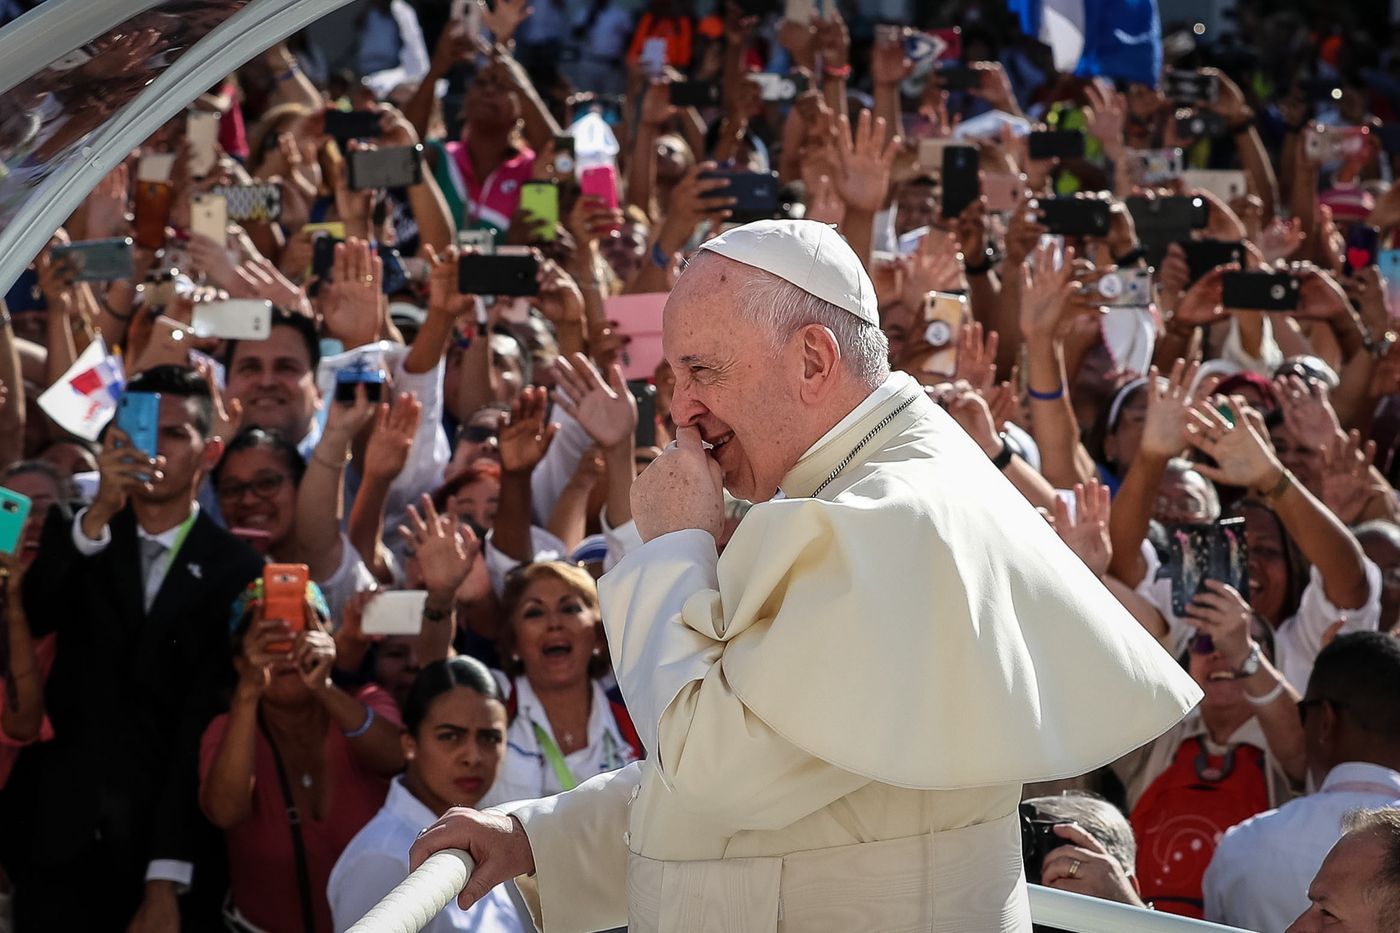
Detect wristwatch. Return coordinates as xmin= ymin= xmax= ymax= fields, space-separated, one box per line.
xmin=1235 ymin=641 xmax=1262 ymax=678
xmin=990 ymin=431 xmax=1020 ymax=470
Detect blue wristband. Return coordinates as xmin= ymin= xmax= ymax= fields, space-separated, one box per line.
xmin=650 ymin=242 xmax=670 ymax=271
xmin=342 ymin=705 xmax=375 ymax=739
xmin=1027 ymin=383 xmax=1066 ymax=402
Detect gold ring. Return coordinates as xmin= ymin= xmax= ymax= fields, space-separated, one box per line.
xmin=1068 ymin=859 xmax=1081 ymax=879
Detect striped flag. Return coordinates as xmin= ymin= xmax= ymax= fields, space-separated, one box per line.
xmin=38 ymin=337 xmax=125 ymax=440
xmin=1008 ymin=0 xmax=1162 ymax=88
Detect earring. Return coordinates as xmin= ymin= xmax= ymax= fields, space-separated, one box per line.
xmin=592 ymin=647 xmax=602 ymax=657
xmin=511 ymin=654 xmax=521 ymax=663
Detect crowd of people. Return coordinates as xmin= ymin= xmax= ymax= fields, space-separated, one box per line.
xmin=3 ymin=0 xmax=1400 ymax=930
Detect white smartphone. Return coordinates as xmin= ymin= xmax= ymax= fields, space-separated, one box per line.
xmin=187 ymin=110 xmax=220 ymax=178
xmin=641 ymin=38 xmax=667 ymax=79
xmin=361 ymin=590 xmax=429 ymax=637
xmin=1181 ymin=169 xmax=1248 ymax=205
xmin=190 ymin=192 xmax=227 ymax=243
xmin=192 ymin=299 xmax=273 ymax=340
xmin=457 ymin=228 xmax=495 ymax=254
xmin=137 ymin=153 xmax=176 ymax=183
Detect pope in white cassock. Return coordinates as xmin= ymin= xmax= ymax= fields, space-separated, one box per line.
xmin=411 ymin=219 xmax=1202 ymax=932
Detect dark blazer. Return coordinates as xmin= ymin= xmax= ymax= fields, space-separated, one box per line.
xmin=11 ymin=503 xmax=263 ymax=873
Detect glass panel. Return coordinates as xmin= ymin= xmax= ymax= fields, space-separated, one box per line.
xmin=0 ymin=0 xmax=249 ymax=233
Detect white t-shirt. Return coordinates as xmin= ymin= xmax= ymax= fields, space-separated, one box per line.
xmin=328 ymin=776 xmax=526 ymax=933
xmin=319 ymin=531 xmax=377 ymax=627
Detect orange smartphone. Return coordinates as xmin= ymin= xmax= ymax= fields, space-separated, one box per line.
xmin=133 ymin=181 xmax=173 ymax=250
xmin=262 ymin=563 xmax=309 ymax=651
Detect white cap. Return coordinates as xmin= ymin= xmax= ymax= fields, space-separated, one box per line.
xmin=697 ymin=219 xmax=879 ymax=326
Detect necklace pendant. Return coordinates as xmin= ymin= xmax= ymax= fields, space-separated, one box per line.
xmin=302 ymin=773 xmax=313 ymax=789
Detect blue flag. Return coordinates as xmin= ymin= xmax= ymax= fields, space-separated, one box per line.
xmin=1007 ymin=0 xmax=1162 ymax=88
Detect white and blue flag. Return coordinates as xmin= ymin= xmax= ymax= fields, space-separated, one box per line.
xmin=1008 ymin=0 xmax=1162 ymax=87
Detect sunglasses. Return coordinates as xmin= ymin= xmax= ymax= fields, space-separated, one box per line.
xmin=458 ymin=425 xmax=498 ymax=445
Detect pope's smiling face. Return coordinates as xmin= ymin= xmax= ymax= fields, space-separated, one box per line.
xmin=662 ymin=254 xmax=810 ymax=503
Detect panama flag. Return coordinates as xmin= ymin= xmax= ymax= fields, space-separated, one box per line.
xmin=1008 ymin=0 xmax=1162 ymax=88
xmin=38 ymin=337 xmax=125 ymax=441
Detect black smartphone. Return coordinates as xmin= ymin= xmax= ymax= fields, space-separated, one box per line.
xmin=1181 ymin=239 xmax=1245 ymax=284
xmin=1222 ymin=271 xmax=1301 ymax=312
xmin=1176 ymin=110 xmax=1228 ymax=139
xmin=1344 ymin=225 xmax=1381 ymax=276
xmin=1038 ymin=198 xmax=1111 ymax=237
xmin=1027 ymin=130 xmax=1086 ymax=161
xmin=459 ymin=252 xmax=539 ymax=296
xmin=378 ymin=244 xmax=410 ymax=295
xmin=323 ymin=109 xmax=383 ymax=144
xmin=1127 ymin=195 xmax=1210 ymax=234
xmin=347 ymin=144 xmax=424 ymax=190
xmin=940 ymin=145 xmax=979 ymax=219
xmin=628 ymin=380 xmax=657 ymax=449
xmin=49 ymin=237 xmax=135 ymax=282
xmin=553 ymin=134 xmax=575 ymax=173
xmin=670 ymin=81 xmax=721 ymax=108
xmin=1165 ymin=517 xmax=1249 ymax=617
xmin=312 ymin=234 xmax=343 ymax=281
xmin=935 ymin=66 xmax=982 ymax=92
xmin=1163 ymin=69 xmax=1218 ymax=105
xmin=699 ymin=169 xmax=781 ymax=223
xmin=1019 ymin=803 xmax=1070 ymax=886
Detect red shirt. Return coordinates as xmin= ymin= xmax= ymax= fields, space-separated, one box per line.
xmin=199 ymin=685 xmax=400 ymax=933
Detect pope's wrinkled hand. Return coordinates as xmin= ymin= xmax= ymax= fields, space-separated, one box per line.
xmin=409 ymin=808 xmax=535 ymax=911
xmin=631 ymin=425 xmax=725 ymax=543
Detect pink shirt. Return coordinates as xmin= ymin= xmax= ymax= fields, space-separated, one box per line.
xmin=199 ymin=685 xmax=400 ymax=933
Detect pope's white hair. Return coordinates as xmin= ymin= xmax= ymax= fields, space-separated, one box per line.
xmin=713 ymin=257 xmax=890 ymax=389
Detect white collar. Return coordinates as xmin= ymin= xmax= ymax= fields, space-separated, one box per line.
xmin=383 ymin=775 xmax=439 ymax=829
xmin=796 ymin=372 xmax=907 ymax=464
xmin=135 ymin=502 xmax=200 ymax=546
xmin=514 ymin=676 xmax=620 ymax=752
xmin=1320 ymin=762 xmax=1400 ymax=796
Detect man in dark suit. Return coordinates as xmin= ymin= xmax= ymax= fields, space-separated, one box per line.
xmin=9 ymin=365 xmax=262 ymax=932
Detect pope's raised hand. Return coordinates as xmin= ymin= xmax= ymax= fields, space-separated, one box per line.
xmin=631 ymin=425 xmax=724 ymax=543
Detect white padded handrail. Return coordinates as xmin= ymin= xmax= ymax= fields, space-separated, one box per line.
xmin=345 ymin=849 xmax=476 ymax=933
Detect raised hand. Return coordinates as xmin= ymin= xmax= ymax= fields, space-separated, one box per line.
xmin=870 ymin=28 xmax=912 ymax=87
xmin=805 ymin=174 xmax=845 ymax=225
xmin=901 ymin=230 xmax=967 ymax=308
xmin=1054 ymin=480 xmax=1113 ymax=578
xmin=322 ymin=238 xmax=385 ymax=349
xmin=1183 ymin=579 xmax=1255 ymax=670
xmin=1257 ymin=217 xmax=1305 ymax=264
xmin=1083 ymin=80 xmax=1126 ymax=158
xmin=834 ymin=110 xmax=900 ymax=215
xmin=1185 ymin=397 xmax=1282 ymax=491
xmin=399 ymin=493 xmax=478 ymax=601
xmin=1173 ymin=264 xmax=1232 ymax=327
xmin=364 ymin=392 xmax=423 ymax=482
xmin=424 ymin=245 xmax=479 ymax=322
xmin=480 ymin=0 xmax=532 ymax=44
xmin=1139 ymin=359 xmax=1200 ymax=460
xmin=1019 ymin=240 xmax=1077 ymax=341
xmin=554 ymin=351 xmax=636 ymax=450
xmin=952 ymin=323 xmax=999 ymax=394
xmin=630 ymin=425 xmax=724 ymax=542
xmin=533 ymin=258 xmax=585 ymax=326
xmin=1320 ymin=430 xmax=1381 ymax=526
xmin=1274 ymin=374 xmax=1344 ymax=452
xmin=498 ymin=385 xmax=558 ymax=476
xmin=937 ymin=381 xmax=1001 ymax=456
xmin=195 ymin=356 xmax=243 ymax=444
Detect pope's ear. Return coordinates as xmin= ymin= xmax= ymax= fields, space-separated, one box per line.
xmin=796 ymin=323 xmax=841 ymax=394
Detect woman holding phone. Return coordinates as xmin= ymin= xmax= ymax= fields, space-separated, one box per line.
xmin=328 ymin=657 xmax=527 ymax=932
xmin=200 ymin=579 xmax=404 ymax=933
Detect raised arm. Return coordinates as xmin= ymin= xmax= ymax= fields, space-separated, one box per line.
xmin=294 ymin=387 xmax=376 ymax=582
xmin=833 ymin=110 xmax=898 ymax=273
xmin=494 ymin=387 xmax=558 ymax=562
xmin=398 ymin=495 xmax=477 ymax=666
xmin=350 ymin=394 xmax=422 ymax=581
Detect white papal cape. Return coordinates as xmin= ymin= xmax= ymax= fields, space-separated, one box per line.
xmin=499 ymin=372 xmax=1202 ymax=932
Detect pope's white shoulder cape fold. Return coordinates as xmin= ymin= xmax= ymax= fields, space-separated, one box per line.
xmin=620 ymin=375 xmax=1201 ymax=789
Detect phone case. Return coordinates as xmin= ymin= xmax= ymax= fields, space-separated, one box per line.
xmin=133 ymin=182 xmax=173 ymax=250
xmin=361 ymin=590 xmax=429 ymax=636
xmin=262 ymin=563 xmax=309 ymax=649
xmin=700 ymin=170 xmax=780 ymax=223
xmin=579 ymin=165 xmax=620 ymax=212
xmin=607 ymin=293 xmax=667 ymax=381
xmin=518 ymin=182 xmax=560 ymax=241
xmin=0 ymin=489 xmax=32 ymax=557
xmin=1222 ymin=271 xmax=1301 ymax=312
xmin=920 ymin=292 xmax=967 ymax=376
xmin=116 ymin=392 xmax=161 ymax=460
xmin=1039 ymin=198 xmax=1111 ymax=236
xmin=1183 ymin=239 xmax=1245 ymax=284
xmin=190 ymin=193 xmax=227 ymax=243
xmin=640 ymin=37 xmax=667 ymax=78
xmin=186 ymin=110 xmax=220 ymax=178
xmin=457 ymin=228 xmax=495 ymax=254
xmin=211 ymin=183 xmax=282 ymax=223
xmin=137 ymin=154 xmax=176 ymax=184
xmin=1127 ymin=195 xmax=1208 ymax=234
xmin=1182 ymin=169 xmax=1247 ymax=205
xmin=1344 ymin=226 xmax=1381 ymax=276
xmin=1379 ymin=249 xmax=1400 ymax=317
xmin=192 ymin=299 xmax=273 ymax=340
xmin=458 ymin=253 xmax=539 ymax=296
xmin=940 ymin=146 xmax=979 ymax=219
xmin=629 ymin=381 xmax=658 ymax=449
xmin=347 ymin=145 xmax=424 ymax=191
xmin=1028 ymin=131 xmax=1085 ymax=161
xmin=1165 ymin=518 xmax=1249 ymax=617
xmin=51 ymin=238 xmax=135 ymax=282
xmin=982 ymin=173 xmax=1023 ymax=213
xmin=1126 ymin=148 xmax=1184 ymax=185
